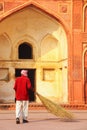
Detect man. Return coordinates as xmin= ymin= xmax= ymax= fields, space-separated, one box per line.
xmin=14 ymin=70 xmax=32 ymax=124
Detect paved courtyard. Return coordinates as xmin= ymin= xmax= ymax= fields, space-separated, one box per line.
xmin=0 ymin=110 xmax=87 ymax=130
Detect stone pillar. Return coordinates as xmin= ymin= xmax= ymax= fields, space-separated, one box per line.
xmin=9 ymin=67 xmax=15 ymax=80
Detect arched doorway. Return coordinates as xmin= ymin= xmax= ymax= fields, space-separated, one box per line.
xmin=15 ymin=42 xmax=35 ymax=102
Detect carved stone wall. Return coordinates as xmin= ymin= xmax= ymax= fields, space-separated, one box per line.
xmin=0 ymin=0 xmax=85 ymax=105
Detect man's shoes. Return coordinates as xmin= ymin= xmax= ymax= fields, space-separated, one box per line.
xmin=23 ymin=119 xmax=29 ymax=123
xmin=16 ymin=118 xmax=28 ymax=124
xmin=16 ymin=118 xmax=20 ymax=124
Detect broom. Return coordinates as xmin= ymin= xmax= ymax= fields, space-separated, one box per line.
xmin=36 ymin=92 xmax=74 ymax=120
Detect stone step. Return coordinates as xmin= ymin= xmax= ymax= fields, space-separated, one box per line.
xmin=0 ymin=103 xmax=87 ymax=110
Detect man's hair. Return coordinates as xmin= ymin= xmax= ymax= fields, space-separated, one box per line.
xmin=21 ymin=70 xmax=28 ymax=76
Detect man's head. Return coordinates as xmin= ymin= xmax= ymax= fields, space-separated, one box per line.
xmin=21 ymin=70 xmax=28 ymax=76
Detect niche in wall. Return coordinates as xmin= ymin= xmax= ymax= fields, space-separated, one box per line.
xmin=18 ymin=42 xmax=33 ymax=59
xmin=43 ymin=68 xmax=55 ymax=81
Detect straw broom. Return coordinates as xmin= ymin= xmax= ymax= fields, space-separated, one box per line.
xmin=36 ymin=92 xmax=74 ymax=120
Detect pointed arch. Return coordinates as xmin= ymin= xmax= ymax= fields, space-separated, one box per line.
xmin=12 ymin=34 xmax=38 ymax=60
xmin=0 ymin=1 xmax=70 ymax=34
xmin=0 ymin=33 xmax=12 ymax=60
xmin=41 ymin=34 xmax=59 ymax=61
xmin=83 ymin=4 xmax=87 ymax=32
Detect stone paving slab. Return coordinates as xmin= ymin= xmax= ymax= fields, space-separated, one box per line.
xmin=0 ymin=110 xmax=87 ymax=130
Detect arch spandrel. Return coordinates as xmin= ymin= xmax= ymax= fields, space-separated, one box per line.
xmin=0 ymin=1 xmax=70 ymax=35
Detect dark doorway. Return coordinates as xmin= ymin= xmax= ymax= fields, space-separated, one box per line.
xmin=15 ymin=69 xmax=36 ymax=102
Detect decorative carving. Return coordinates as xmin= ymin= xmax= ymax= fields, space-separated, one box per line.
xmin=58 ymin=4 xmax=68 ymax=13
xmin=60 ymin=5 xmax=67 ymax=13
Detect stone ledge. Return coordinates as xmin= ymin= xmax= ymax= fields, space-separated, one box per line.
xmin=0 ymin=103 xmax=45 ymax=110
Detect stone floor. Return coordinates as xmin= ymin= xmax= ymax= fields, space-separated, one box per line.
xmin=0 ymin=110 xmax=87 ymax=130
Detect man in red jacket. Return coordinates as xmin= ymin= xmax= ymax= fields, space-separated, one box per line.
xmin=14 ymin=70 xmax=32 ymax=124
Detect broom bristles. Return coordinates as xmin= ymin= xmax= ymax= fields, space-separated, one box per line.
xmin=36 ymin=92 xmax=74 ymax=120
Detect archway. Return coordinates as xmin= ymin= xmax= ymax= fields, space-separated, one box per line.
xmin=0 ymin=5 xmax=68 ymax=103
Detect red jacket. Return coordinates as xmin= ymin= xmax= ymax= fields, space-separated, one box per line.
xmin=14 ymin=75 xmax=32 ymax=100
